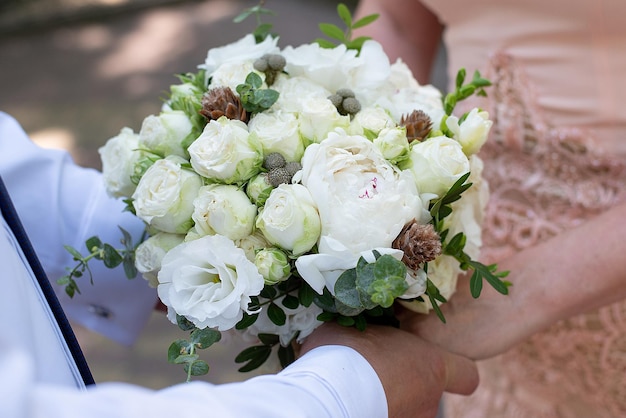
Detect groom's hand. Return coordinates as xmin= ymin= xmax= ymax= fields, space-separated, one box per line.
xmin=301 ymin=323 xmax=478 ymax=418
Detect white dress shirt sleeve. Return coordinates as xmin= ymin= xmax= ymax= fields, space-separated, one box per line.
xmin=2 ymin=343 xmax=387 ymax=418
xmin=0 ymin=111 xmax=158 ymax=345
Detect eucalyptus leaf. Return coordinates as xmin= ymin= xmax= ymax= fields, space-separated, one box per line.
xmin=186 ymin=360 xmax=209 ymax=376
xmin=190 ymin=328 xmax=221 ymax=349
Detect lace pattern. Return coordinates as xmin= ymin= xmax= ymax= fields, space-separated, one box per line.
xmin=444 ymin=53 xmax=626 ymax=418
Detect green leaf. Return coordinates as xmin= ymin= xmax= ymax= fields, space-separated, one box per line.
xmin=236 ymin=312 xmax=259 ymax=330
xmin=63 ymin=245 xmax=83 ymax=260
xmin=298 ymin=282 xmax=316 ymax=307
xmin=186 ymin=360 xmax=209 ymax=376
xmin=268 ymin=302 xmax=287 ymax=326
xmin=260 ymin=285 xmax=277 ymax=299
xmin=190 ymin=328 xmax=221 ymax=349
xmin=455 ymin=68 xmax=466 ymax=89
xmin=314 ymin=288 xmax=338 ymax=313
xmin=317 ymin=311 xmax=336 ymax=322
xmin=281 ymin=294 xmax=300 ymax=310
xmin=176 ymin=315 xmax=196 ymax=332
xmin=85 ymin=236 xmax=103 ymax=253
xmin=278 ymin=344 xmax=296 ymax=368
xmin=334 ymin=268 xmax=363 ymax=308
xmin=245 ymin=72 xmax=263 ymax=89
xmin=315 ymin=38 xmax=337 ymax=49
xmin=335 ymin=299 xmax=365 ymax=316
xmin=319 ymin=23 xmax=346 ymax=42
xmin=102 ymin=244 xmax=123 ymax=268
xmin=337 ymin=3 xmax=352 ymax=27
xmin=336 ymin=315 xmax=355 ymax=327
xmin=123 ymin=256 xmax=137 ymax=279
xmin=167 ymin=339 xmax=191 ymax=363
xmin=257 ymin=333 xmax=280 ymax=346
xmin=469 ymin=268 xmax=484 ymax=298
xmin=352 ymin=14 xmax=379 ymax=29
xmin=235 ymin=345 xmax=272 ymax=373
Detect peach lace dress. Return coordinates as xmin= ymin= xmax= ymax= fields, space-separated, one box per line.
xmin=419 ymin=0 xmax=626 ymax=416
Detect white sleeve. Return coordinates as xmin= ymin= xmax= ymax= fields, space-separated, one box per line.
xmin=0 ymin=111 xmax=158 ymax=345
xmin=8 ymin=345 xmax=387 ymax=418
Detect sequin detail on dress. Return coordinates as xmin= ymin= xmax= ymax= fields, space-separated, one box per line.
xmin=445 ymin=52 xmax=626 ymax=418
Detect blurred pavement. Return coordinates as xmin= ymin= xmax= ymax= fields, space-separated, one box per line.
xmin=0 ymin=0 xmax=446 ymax=389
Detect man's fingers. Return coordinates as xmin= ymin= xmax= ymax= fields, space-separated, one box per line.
xmin=441 ymin=351 xmax=479 ymax=395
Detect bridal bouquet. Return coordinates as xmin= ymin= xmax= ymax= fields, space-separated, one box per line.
xmin=62 ymin=3 xmax=508 ymax=378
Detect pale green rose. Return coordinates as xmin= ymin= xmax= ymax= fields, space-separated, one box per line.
xmin=188 ymin=116 xmax=263 ymax=184
xmin=256 ymin=183 xmax=321 ymax=256
xmin=446 ymin=108 xmax=493 ymax=156
xmin=373 ymin=127 xmax=410 ymax=164
xmin=246 ymin=172 xmax=273 ymax=206
xmin=138 ymin=110 xmax=193 ymax=158
xmin=403 ymin=135 xmax=470 ymax=198
xmin=254 ymin=247 xmax=291 ymax=285
xmin=132 ymin=155 xmax=202 ymax=234
xmin=98 ymin=127 xmax=141 ymax=198
xmin=297 ymin=97 xmax=350 ymax=143
xmin=348 ymin=106 xmax=395 ymax=140
xmin=134 ymin=232 xmax=185 ymax=287
xmin=188 ymin=184 xmax=257 ymax=241
xmin=248 ymin=110 xmax=305 ymax=162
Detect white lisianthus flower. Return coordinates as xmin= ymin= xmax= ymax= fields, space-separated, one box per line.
xmin=188 ymin=184 xmax=257 ymax=241
xmin=273 ymin=76 xmax=331 ymax=114
xmin=200 ymin=34 xmax=279 ymax=80
xmin=403 ymin=135 xmax=470 ymax=198
xmin=188 ymin=116 xmax=263 ymax=184
xmin=400 ymin=268 xmax=428 ymax=299
xmin=209 ymin=61 xmax=263 ymax=92
xmin=244 ymin=295 xmax=324 ymax=346
xmin=254 ymin=247 xmax=291 ymax=285
xmin=248 ymin=110 xmax=305 ymax=162
xmin=349 ymin=106 xmax=395 ymax=139
xmin=157 ymin=234 xmax=265 ymax=331
xmin=446 ymin=108 xmax=493 ymax=156
xmin=135 ymin=232 xmax=185 ymax=287
xmin=256 ymin=183 xmax=321 ymax=256
xmin=138 ymin=111 xmax=193 ymax=159
xmin=235 ymin=231 xmax=271 ymax=263
xmin=373 ymin=127 xmax=410 ymax=163
xmin=298 ymin=97 xmax=350 ymax=143
xmin=298 ymin=130 xmax=427 ymax=255
xmin=132 ymin=155 xmax=202 ymax=234
xmin=246 ymin=173 xmax=273 ymax=206
xmin=98 ymin=127 xmax=141 ymax=198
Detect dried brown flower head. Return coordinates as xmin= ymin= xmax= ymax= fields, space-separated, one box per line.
xmin=392 ymin=220 xmax=442 ymax=270
xmin=400 ymin=109 xmax=432 ymax=143
xmin=200 ymin=86 xmax=248 ymax=123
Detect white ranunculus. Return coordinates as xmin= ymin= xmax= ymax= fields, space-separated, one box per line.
xmin=248 ymin=110 xmax=305 ymax=162
xmin=188 ymin=116 xmax=263 ymax=184
xmin=98 ymin=127 xmax=141 ymax=198
xmin=188 ymin=184 xmax=257 ymax=241
xmin=373 ymin=127 xmax=410 ymax=163
xmin=157 ymin=234 xmax=265 ymax=331
xmin=132 ymin=155 xmax=203 ymax=234
xmin=245 ymin=295 xmax=324 ymax=346
xmin=135 ymin=232 xmax=185 ymax=287
xmin=138 ymin=111 xmax=193 ymax=158
xmin=254 ymin=247 xmax=291 ymax=285
xmin=404 ymin=135 xmax=470 ymax=198
xmin=446 ymin=108 xmax=493 ymax=156
xmin=298 ymin=130 xmax=428 ymax=255
xmin=273 ymin=76 xmax=331 ymax=114
xmin=256 ymin=183 xmax=321 ymax=256
xmin=298 ymin=97 xmax=350 ymax=143
xmin=209 ymin=61 xmax=263 ymax=93
xmin=349 ymin=106 xmax=395 ymax=139
xmin=235 ymin=231 xmax=271 ymax=263
xmin=200 ymin=34 xmax=279 ymax=80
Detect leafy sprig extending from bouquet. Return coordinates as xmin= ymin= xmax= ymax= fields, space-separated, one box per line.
xmin=315 ymin=3 xmax=379 ymax=52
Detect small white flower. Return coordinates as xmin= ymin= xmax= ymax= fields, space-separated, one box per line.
xmin=248 ymin=110 xmax=305 ymax=162
xmin=157 ymin=234 xmax=265 ymax=331
xmin=98 ymin=127 xmax=141 ymax=198
xmin=446 ymin=108 xmax=493 ymax=156
xmin=254 ymin=247 xmax=291 ymax=285
xmin=138 ymin=111 xmax=193 ymax=158
xmin=135 ymin=232 xmax=185 ymax=287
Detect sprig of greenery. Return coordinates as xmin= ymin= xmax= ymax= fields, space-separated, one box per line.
xmin=168 ymin=316 xmax=221 ymax=381
xmin=233 ymin=0 xmax=276 ymax=42
xmin=315 ymin=3 xmax=379 ymax=52
xmin=236 ymin=72 xmax=279 ymax=114
xmin=57 ymin=227 xmax=140 ymax=297
xmin=442 ymin=68 xmax=492 ymax=116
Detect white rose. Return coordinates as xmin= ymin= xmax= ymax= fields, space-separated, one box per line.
xmin=188 ymin=184 xmax=257 ymax=241
xmin=248 ymin=110 xmax=305 ymax=162
xmin=157 ymin=234 xmax=265 ymax=331
xmin=98 ymin=127 xmax=141 ymax=198
xmin=299 ymin=130 xmax=427 ymax=255
xmin=256 ymin=183 xmax=321 ymax=256
xmin=373 ymin=127 xmax=410 ymax=163
xmin=200 ymin=34 xmax=279 ymax=80
xmin=404 ymin=135 xmax=470 ymax=197
xmin=273 ymin=76 xmax=331 ymax=114
xmin=246 ymin=172 xmax=273 ymax=206
xmin=349 ymin=106 xmax=395 ymax=139
xmin=254 ymin=247 xmax=291 ymax=285
xmin=244 ymin=295 xmax=323 ymax=346
xmin=209 ymin=61 xmax=263 ymax=92
xmin=401 ymin=268 xmax=428 ymax=299
xmin=138 ymin=111 xmax=193 ymax=158
xmin=446 ymin=108 xmax=493 ymax=156
xmin=132 ymin=155 xmax=203 ymax=233
xmin=188 ymin=116 xmax=263 ymax=184
xmin=135 ymin=232 xmax=185 ymax=287
xmin=298 ymin=97 xmax=350 ymax=143
xmin=235 ymin=231 xmax=271 ymax=263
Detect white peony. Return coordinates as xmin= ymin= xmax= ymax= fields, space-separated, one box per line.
xmin=188 ymin=116 xmax=263 ymax=184
xmin=188 ymin=184 xmax=257 ymax=241
xmin=272 ymin=75 xmax=331 ymax=114
xmin=256 ymin=183 xmax=321 ymax=256
xmin=138 ymin=110 xmax=193 ymax=159
xmin=404 ymin=135 xmax=470 ymax=198
xmin=132 ymin=155 xmax=203 ymax=234
xmin=98 ymin=127 xmax=141 ymax=198
xmin=248 ymin=110 xmax=305 ymax=162
xmin=157 ymin=234 xmax=265 ymax=331
xmin=135 ymin=232 xmax=185 ymax=287
xmin=446 ymin=108 xmax=493 ymax=156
